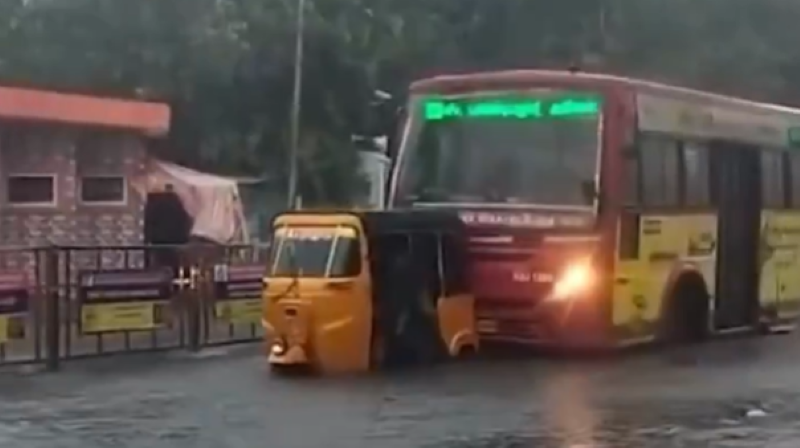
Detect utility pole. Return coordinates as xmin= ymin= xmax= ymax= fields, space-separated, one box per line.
xmin=286 ymin=0 xmax=306 ymax=209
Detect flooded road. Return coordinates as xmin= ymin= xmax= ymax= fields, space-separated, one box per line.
xmin=3 ymin=335 xmax=800 ymax=447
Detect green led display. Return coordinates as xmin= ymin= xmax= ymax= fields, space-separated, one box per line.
xmin=423 ymin=96 xmax=601 ymax=121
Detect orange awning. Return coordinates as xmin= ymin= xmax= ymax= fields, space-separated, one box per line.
xmin=0 ymin=86 xmax=171 ymax=136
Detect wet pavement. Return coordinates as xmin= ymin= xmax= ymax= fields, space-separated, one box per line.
xmin=3 ymin=335 xmax=800 ymax=448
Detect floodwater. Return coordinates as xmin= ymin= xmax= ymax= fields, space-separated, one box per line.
xmin=3 ymin=335 xmax=800 ymax=448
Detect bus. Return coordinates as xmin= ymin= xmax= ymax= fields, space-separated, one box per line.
xmin=386 ymin=69 xmax=800 ymax=349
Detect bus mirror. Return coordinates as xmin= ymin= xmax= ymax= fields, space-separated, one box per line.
xmin=581 ymin=180 xmax=598 ymax=204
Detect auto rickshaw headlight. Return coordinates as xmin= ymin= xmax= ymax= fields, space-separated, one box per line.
xmin=271 ymin=340 xmax=287 ymax=355
xmin=551 ymin=262 xmax=596 ymax=300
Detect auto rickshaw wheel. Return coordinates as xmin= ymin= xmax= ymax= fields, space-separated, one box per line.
xmin=457 ymin=344 xmax=478 ymax=359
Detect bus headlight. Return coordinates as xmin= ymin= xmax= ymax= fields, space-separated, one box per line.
xmin=551 ymin=262 xmax=596 ymax=300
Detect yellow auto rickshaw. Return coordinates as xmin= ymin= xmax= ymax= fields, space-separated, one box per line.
xmin=262 ymin=209 xmax=478 ymax=374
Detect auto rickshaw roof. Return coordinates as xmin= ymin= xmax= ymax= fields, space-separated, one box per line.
xmin=360 ymin=209 xmax=465 ymax=235
xmin=274 ymin=209 xmax=466 ymax=235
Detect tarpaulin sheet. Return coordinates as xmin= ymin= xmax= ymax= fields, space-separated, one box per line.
xmin=131 ymin=160 xmax=248 ymax=244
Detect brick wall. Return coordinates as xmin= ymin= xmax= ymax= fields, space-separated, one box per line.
xmin=73 ymin=131 xmax=146 ymax=247
xmin=0 ymin=126 xmax=76 ymax=247
xmin=0 ymin=123 xmax=148 ymax=274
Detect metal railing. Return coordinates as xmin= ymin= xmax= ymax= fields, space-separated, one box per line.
xmin=0 ymin=243 xmax=270 ymax=371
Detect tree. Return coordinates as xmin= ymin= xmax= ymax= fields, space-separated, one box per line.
xmin=2 ymin=0 xmax=800 ymax=204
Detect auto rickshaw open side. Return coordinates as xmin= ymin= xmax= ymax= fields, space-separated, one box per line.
xmin=262 ymin=209 xmax=479 ymax=375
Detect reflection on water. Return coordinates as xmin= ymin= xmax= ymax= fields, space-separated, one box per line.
xmin=2 ymin=337 xmax=800 ymax=447
xmin=424 ymin=398 xmax=790 ymax=448
xmin=541 ymin=370 xmax=599 ymax=447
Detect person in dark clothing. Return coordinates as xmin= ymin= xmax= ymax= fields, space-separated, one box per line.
xmin=144 ymin=184 xmax=193 ymax=276
xmin=376 ymin=249 xmax=412 ymax=367
xmin=380 ymin=247 xmax=443 ymax=367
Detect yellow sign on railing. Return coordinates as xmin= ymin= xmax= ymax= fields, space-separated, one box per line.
xmin=0 ymin=316 xmax=7 ymax=344
xmin=81 ymin=301 xmax=165 ymax=334
xmin=215 ymin=299 xmax=261 ymax=325
xmin=78 ymin=269 xmax=172 ymax=334
xmin=212 ymin=264 xmax=264 ymax=325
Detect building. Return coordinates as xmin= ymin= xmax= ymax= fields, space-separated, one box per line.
xmin=357 ymin=149 xmax=391 ymax=209
xmin=0 ymin=85 xmax=170 ymax=268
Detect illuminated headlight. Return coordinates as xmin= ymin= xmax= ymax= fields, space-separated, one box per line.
xmin=271 ymin=341 xmax=287 ymax=355
xmin=550 ymin=262 xmax=596 ymax=300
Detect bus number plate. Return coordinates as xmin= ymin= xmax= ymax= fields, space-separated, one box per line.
xmin=513 ymin=271 xmax=554 ymax=283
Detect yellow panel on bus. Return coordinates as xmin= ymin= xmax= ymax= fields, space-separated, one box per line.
xmin=760 ymin=210 xmax=800 ymax=319
xmin=613 ymin=213 xmax=718 ymax=340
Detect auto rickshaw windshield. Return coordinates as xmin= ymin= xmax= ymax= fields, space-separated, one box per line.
xmin=269 ymin=226 xmax=361 ymax=278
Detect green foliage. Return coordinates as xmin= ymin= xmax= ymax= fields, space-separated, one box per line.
xmin=1 ymin=0 xmax=800 ymax=201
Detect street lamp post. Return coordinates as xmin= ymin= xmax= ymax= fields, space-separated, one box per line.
xmin=286 ymin=0 xmax=306 ymax=209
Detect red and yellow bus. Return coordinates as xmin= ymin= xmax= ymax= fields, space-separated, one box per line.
xmin=386 ymin=69 xmax=800 ymax=349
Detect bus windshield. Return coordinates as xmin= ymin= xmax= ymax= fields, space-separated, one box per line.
xmin=392 ymin=90 xmax=602 ymax=207
xmin=269 ymin=226 xmax=361 ymax=278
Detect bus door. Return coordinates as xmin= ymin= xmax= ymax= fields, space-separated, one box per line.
xmin=711 ymin=142 xmax=762 ymax=331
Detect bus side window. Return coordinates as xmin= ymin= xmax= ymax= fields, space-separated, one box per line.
xmin=761 ymin=150 xmax=785 ymax=208
xmin=622 ymin=142 xmax=640 ymax=206
xmin=782 ymin=152 xmax=792 ymax=207
xmin=640 ymin=134 xmax=680 ymax=207
xmin=790 ymin=152 xmax=800 ymax=208
xmin=620 ymin=136 xmax=642 ymax=259
xmin=682 ymin=141 xmax=710 ymax=206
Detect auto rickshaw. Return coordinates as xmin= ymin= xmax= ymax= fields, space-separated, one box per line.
xmin=262 ymin=209 xmax=478 ymax=374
